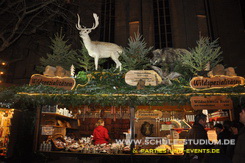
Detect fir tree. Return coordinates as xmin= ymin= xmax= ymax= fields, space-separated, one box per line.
xmin=76 ymin=41 xmax=107 ymax=72
xmin=36 ymin=30 xmax=78 ymax=72
xmin=179 ymin=37 xmax=223 ymax=74
xmin=121 ymin=33 xmax=153 ymax=71
xmin=77 ymin=41 xmax=94 ymax=72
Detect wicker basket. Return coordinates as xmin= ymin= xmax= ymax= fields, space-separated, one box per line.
xmin=51 ymin=134 xmax=66 ymax=150
xmin=69 ymin=147 xmax=81 ymax=152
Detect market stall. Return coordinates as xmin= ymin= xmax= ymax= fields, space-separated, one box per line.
xmin=1 ymin=35 xmax=245 ymax=162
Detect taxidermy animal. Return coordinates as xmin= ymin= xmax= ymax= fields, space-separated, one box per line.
xmin=150 ymin=48 xmax=187 ymax=85
xmin=150 ymin=48 xmax=189 ymax=71
xmin=151 ymin=65 xmax=182 ymax=85
xmin=76 ymin=13 xmax=122 ymax=71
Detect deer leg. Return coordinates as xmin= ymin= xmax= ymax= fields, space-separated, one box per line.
xmin=111 ymin=53 xmax=122 ymax=71
xmin=94 ymin=57 xmax=99 ymax=70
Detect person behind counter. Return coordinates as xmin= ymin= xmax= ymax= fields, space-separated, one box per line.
xmin=93 ymin=119 xmax=110 ymax=145
xmin=214 ymin=123 xmax=223 ymax=138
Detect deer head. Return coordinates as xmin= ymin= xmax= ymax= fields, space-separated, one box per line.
xmin=76 ymin=13 xmax=99 ymax=38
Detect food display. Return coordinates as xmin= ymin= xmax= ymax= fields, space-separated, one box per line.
xmin=209 ymin=110 xmax=229 ymax=118
xmin=43 ymin=135 xmax=128 ymax=154
xmin=0 ymin=109 xmax=14 ymax=156
xmin=51 ymin=134 xmax=66 ymax=150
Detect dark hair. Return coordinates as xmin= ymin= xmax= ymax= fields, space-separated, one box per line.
xmin=214 ymin=123 xmax=223 ymax=129
xmin=231 ymin=120 xmax=244 ymax=131
xmin=223 ymin=120 xmax=232 ymax=130
xmin=194 ymin=113 xmax=207 ymax=123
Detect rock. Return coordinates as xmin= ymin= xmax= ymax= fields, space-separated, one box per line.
xmin=43 ymin=65 xmax=71 ymax=77
xmin=212 ymin=64 xmax=225 ymax=76
xmin=137 ymin=79 xmax=145 ymax=90
xmin=43 ymin=65 xmax=56 ymax=77
xmin=225 ymin=67 xmax=237 ymax=76
xmin=55 ymin=66 xmax=71 ymax=77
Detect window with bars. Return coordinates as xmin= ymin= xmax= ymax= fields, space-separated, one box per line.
xmin=100 ymin=0 xmax=115 ymax=42
xmin=153 ymin=0 xmax=172 ymax=49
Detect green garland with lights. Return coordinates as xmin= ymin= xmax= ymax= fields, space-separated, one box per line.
xmin=0 ymin=72 xmax=245 ymax=109
xmin=1 ymin=35 xmax=245 ymax=109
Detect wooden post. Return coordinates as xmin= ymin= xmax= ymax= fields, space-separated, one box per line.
xmin=33 ymin=106 xmax=42 ymax=152
xmin=130 ymin=106 xmax=135 ymax=154
xmin=229 ymin=109 xmax=233 ymax=121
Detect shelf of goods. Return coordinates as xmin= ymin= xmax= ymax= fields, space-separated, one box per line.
xmin=41 ymin=112 xmax=78 ymax=136
xmin=42 ymin=113 xmax=77 ymax=120
xmin=209 ymin=116 xmax=229 ymax=122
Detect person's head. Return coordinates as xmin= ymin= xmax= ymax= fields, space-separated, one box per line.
xmin=223 ymin=120 xmax=232 ymax=131
xmin=239 ymin=108 xmax=245 ymax=125
xmin=194 ymin=113 xmax=207 ymax=127
xmin=214 ymin=123 xmax=223 ymax=135
xmin=96 ymin=119 xmax=105 ymax=127
xmin=230 ymin=121 xmax=243 ymax=135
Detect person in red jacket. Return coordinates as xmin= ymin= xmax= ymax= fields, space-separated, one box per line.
xmin=93 ymin=119 xmax=110 ymax=145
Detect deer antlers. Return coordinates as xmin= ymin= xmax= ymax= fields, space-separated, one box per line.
xmin=76 ymin=13 xmax=99 ymax=30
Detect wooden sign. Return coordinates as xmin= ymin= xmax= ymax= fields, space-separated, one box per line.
xmin=41 ymin=126 xmax=54 ymax=135
xmin=29 ymin=74 xmax=76 ymax=90
xmin=125 ymin=70 xmax=162 ymax=86
xmin=190 ymin=96 xmax=233 ymax=110
xmin=160 ymin=124 xmax=173 ymax=131
xmin=135 ymin=110 xmax=163 ymax=119
xmin=190 ymin=76 xmax=244 ymax=89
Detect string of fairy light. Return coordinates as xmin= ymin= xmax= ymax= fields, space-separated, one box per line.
xmin=0 ymin=61 xmax=6 ymax=83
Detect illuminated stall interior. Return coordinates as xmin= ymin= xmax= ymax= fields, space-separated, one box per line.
xmin=0 ymin=108 xmax=14 ymax=156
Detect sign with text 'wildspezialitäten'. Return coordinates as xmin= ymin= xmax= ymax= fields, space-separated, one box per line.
xmin=125 ymin=70 xmax=162 ymax=86
xmin=29 ymin=74 xmax=76 ymax=90
xmin=190 ymin=76 xmax=244 ymax=89
xmin=190 ymin=96 xmax=233 ymax=110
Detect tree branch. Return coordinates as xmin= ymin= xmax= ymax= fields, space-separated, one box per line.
xmin=0 ymin=0 xmax=67 ymax=52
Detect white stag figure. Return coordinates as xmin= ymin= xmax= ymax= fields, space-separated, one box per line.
xmin=76 ymin=13 xmax=122 ymax=71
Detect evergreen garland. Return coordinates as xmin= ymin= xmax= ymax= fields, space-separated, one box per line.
xmin=1 ymin=81 xmax=245 ymax=109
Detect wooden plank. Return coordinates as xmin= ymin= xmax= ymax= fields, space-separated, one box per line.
xmin=135 ymin=110 xmax=163 ymax=119
xmin=29 ymin=74 xmax=76 ymax=90
xmin=125 ymin=70 xmax=162 ymax=86
xmin=190 ymin=76 xmax=244 ymax=89
xmin=190 ymin=96 xmax=233 ymax=110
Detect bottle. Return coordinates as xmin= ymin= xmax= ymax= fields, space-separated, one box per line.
xmin=43 ymin=142 xmax=47 ymax=151
xmin=48 ymin=142 xmax=51 ymax=151
xmin=39 ymin=143 xmax=43 ymax=151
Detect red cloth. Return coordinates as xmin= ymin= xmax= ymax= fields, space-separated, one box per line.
xmin=93 ymin=126 xmax=110 ymax=145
